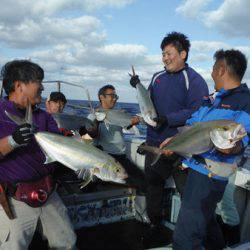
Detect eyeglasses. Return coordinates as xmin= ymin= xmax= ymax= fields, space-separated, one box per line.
xmin=104 ymin=94 xmax=119 ymax=100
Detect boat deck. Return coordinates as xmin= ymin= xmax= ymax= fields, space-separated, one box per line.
xmin=29 ymin=219 xmax=173 ymax=250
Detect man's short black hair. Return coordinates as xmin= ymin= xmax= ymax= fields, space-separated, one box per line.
xmin=98 ymin=84 xmax=115 ymax=101
xmin=214 ymin=49 xmax=247 ymax=81
xmin=1 ymin=60 xmax=44 ymax=95
xmin=161 ymin=32 xmax=190 ymax=62
xmin=49 ymin=91 xmax=67 ymax=104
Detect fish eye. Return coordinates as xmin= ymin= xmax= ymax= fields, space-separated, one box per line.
xmin=116 ymin=168 xmax=120 ymax=173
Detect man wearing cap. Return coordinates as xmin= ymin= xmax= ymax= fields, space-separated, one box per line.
xmin=46 ymin=91 xmax=67 ymax=114
xmin=0 ymin=60 xmax=76 ymax=249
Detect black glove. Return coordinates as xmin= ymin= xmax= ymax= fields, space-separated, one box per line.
xmin=137 ymin=142 xmax=147 ymax=155
xmin=130 ymin=75 xmax=140 ymax=88
xmin=153 ymin=116 xmax=168 ymax=130
xmin=79 ymin=126 xmax=87 ymax=136
xmin=12 ymin=123 xmax=33 ymax=146
xmin=126 ymin=124 xmax=133 ymax=130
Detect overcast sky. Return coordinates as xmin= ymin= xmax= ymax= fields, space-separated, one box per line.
xmin=0 ymin=0 xmax=249 ymax=102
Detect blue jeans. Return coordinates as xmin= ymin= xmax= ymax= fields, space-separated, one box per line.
xmin=173 ymin=169 xmax=227 ymax=250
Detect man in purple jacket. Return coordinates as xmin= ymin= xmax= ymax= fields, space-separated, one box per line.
xmin=0 ymin=60 xmax=76 ymax=249
xmin=130 ymin=32 xmax=209 ymax=240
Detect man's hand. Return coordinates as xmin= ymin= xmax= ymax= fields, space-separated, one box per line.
xmin=160 ymin=137 xmax=174 ymax=157
xmin=153 ymin=116 xmax=168 ymax=130
xmin=130 ymin=75 xmax=140 ymax=88
xmin=216 ymin=141 xmax=243 ymax=155
xmin=10 ymin=123 xmax=33 ymax=148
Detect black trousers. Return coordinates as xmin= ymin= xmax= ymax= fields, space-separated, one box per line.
xmin=145 ymin=152 xmax=188 ymax=225
xmin=110 ymin=154 xmax=146 ymax=192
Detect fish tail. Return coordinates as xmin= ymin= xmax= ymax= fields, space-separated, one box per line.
xmin=150 ymin=153 xmax=161 ymax=166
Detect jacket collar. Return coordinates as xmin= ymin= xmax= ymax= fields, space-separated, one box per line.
xmin=217 ymin=83 xmax=249 ymax=98
xmin=165 ymin=63 xmax=189 ymax=74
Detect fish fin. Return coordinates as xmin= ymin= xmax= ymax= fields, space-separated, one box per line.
xmin=137 ymin=145 xmax=162 ymax=155
xmin=78 ymin=169 xmax=93 ymax=189
xmin=25 ymin=101 xmax=33 ymax=125
xmin=104 ymin=121 xmax=110 ymax=130
xmin=177 ymin=125 xmax=192 ymax=134
xmin=137 ymin=144 xmax=162 ymax=166
xmin=150 ymin=154 xmax=161 ymax=166
xmin=192 ymin=155 xmax=206 ymax=164
xmin=5 ymin=101 xmax=33 ymax=127
xmin=5 ymin=111 xmax=25 ymax=125
xmin=79 ymin=178 xmax=92 ymax=189
xmin=177 ymin=152 xmax=193 ymax=159
xmin=44 ymin=155 xmax=55 ymax=164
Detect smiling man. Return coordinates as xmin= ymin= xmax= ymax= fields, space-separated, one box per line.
xmin=130 ymin=31 xmax=209 ymax=241
xmin=0 ymin=60 xmax=76 ymax=249
xmin=45 ymin=91 xmax=67 ymax=114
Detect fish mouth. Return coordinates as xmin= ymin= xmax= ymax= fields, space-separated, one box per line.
xmin=230 ymin=124 xmax=247 ymax=142
xmin=114 ymin=179 xmax=127 ymax=184
xmin=117 ymin=172 xmax=128 ymax=180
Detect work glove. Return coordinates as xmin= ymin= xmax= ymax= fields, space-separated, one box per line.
xmin=10 ymin=123 xmax=33 ymax=148
xmin=137 ymin=142 xmax=147 ymax=155
xmin=79 ymin=126 xmax=88 ymax=136
xmin=130 ymin=75 xmax=141 ymax=88
xmin=153 ymin=116 xmax=168 ymax=130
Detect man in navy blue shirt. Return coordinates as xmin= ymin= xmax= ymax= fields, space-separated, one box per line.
xmin=130 ymin=32 xmax=208 ymax=238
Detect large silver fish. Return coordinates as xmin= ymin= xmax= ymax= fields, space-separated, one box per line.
xmin=52 ymin=113 xmax=94 ymax=131
xmin=5 ymin=104 xmax=128 ymax=187
xmin=95 ymin=109 xmax=133 ymax=128
xmin=67 ymin=104 xmax=135 ymax=129
xmin=138 ymin=120 xmax=247 ymax=162
xmin=131 ymin=66 xmax=157 ymax=127
xmin=34 ymin=132 xmax=128 ymax=186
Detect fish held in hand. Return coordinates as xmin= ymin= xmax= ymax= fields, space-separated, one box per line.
xmin=138 ymin=120 xmax=247 ymax=165
xmin=130 ymin=66 xmax=158 ymax=127
xmin=5 ymin=102 xmax=128 ymax=186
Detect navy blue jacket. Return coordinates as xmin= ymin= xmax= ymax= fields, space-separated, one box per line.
xmin=146 ymin=64 xmax=209 ymax=146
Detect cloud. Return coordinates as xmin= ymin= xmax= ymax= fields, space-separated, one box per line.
xmin=0 ymin=0 xmax=134 ymax=24
xmin=0 ymin=16 xmax=104 ymax=49
xmin=202 ymin=0 xmax=250 ymax=37
xmin=192 ymin=41 xmax=230 ymax=53
xmin=176 ymin=0 xmax=212 ymax=19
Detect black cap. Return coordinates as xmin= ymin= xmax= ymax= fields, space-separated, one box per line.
xmin=49 ymin=91 xmax=67 ymax=103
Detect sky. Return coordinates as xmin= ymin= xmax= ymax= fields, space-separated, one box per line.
xmin=0 ymin=0 xmax=250 ymax=103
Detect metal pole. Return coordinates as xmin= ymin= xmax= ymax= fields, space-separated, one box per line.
xmin=0 ymin=81 xmax=3 ymax=99
xmin=57 ymin=81 xmax=61 ymax=92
